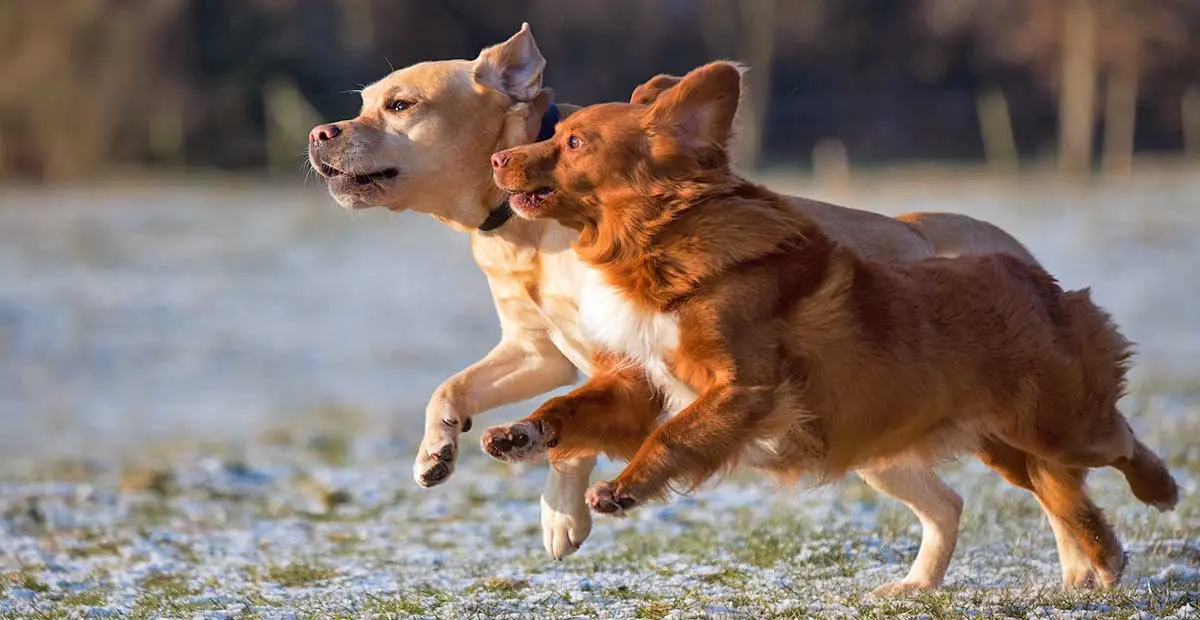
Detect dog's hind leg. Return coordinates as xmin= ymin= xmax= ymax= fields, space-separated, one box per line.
xmin=1027 ymin=459 xmax=1126 ymax=588
xmin=1033 ymin=412 xmax=1178 ymax=512
xmin=858 ymin=466 xmax=962 ymax=596
xmin=976 ymin=438 xmax=1098 ymax=589
xmin=1110 ymin=428 xmax=1179 ymax=512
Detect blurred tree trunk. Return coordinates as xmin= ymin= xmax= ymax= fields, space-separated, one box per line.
xmin=0 ymin=0 xmax=185 ymax=181
xmin=976 ymin=86 xmax=1018 ymax=171
xmin=1101 ymin=26 xmax=1139 ymax=176
xmin=1183 ymin=86 xmax=1200 ymax=159
xmin=1058 ymin=0 xmax=1098 ymax=177
xmin=264 ymin=77 xmax=323 ymax=172
xmin=734 ymin=0 xmax=775 ymax=170
xmin=699 ymin=0 xmax=775 ymax=171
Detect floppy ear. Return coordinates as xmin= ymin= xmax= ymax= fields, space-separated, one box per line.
xmin=629 ymin=74 xmax=684 ymax=105
xmin=474 ymin=22 xmax=546 ymax=101
xmin=646 ymin=62 xmax=743 ymax=151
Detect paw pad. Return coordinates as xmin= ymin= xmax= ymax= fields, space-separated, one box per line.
xmin=586 ymin=482 xmax=638 ymax=515
xmin=481 ymin=421 xmax=548 ymax=462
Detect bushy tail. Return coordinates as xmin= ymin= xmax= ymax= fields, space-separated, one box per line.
xmin=1114 ymin=436 xmax=1180 ymax=512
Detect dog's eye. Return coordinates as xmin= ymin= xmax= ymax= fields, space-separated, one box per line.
xmin=389 ymin=100 xmax=414 ymax=112
xmin=567 ymin=135 xmax=581 ymax=150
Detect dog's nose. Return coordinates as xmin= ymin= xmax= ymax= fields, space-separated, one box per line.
xmin=491 ymin=152 xmax=510 ymax=169
xmin=309 ymin=123 xmax=341 ymax=144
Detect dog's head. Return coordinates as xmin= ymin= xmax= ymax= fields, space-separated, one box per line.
xmin=490 ymin=61 xmax=743 ymax=231
xmin=308 ymin=24 xmax=549 ymax=230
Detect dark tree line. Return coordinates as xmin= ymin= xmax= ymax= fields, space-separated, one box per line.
xmin=0 ymin=0 xmax=1196 ymax=181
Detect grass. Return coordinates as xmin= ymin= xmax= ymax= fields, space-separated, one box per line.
xmin=138 ymin=571 xmax=200 ymax=597
xmin=363 ymin=593 xmax=425 ymax=615
xmin=306 ymin=433 xmax=352 ymax=467
xmin=59 ymin=588 xmax=107 ymax=606
xmin=603 ymin=585 xmax=654 ymax=601
xmin=265 ymin=561 xmax=338 ymax=588
xmin=1 ymin=611 xmax=71 ymax=620
xmin=699 ymin=567 xmax=749 ymax=587
xmin=17 ymin=573 xmax=50 ymax=594
xmin=635 ymin=601 xmax=672 ymax=619
xmin=131 ymin=572 xmax=205 ymax=617
xmin=470 ymin=576 xmax=529 ymax=594
xmin=2 ymin=393 xmax=1197 ymax=618
xmin=66 ymin=539 xmax=124 ymax=559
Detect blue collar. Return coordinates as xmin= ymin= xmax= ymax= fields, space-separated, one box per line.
xmin=478 ymin=102 xmax=560 ymax=233
xmin=537 ymin=101 xmax=560 ymax=142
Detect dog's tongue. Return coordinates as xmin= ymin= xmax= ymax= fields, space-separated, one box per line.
xmin=510 ymin=191 xmax=542 ymax=213
xmin=510 ymin=188 xmax=555 ymax=215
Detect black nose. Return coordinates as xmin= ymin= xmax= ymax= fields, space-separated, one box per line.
xmin=309 ymin=123 xmax=341 ymax=144
xmin=491 ymin=152 xmax=510 ymax=169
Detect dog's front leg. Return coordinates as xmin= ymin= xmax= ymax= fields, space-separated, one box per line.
xmin=481 ymin=357 xmax=664 ymax=464
xmin=858 ymin=466 xmax=962 ymax=595
xmin=414 ymin=333 xmax=577 ymax=488
xmin=481 ymin=360 xmax=660 ymax=561
xmin=540 ymin=453 xmax=596 ymax=560
xmin=587 ymin=384 xmax=775 ymax=515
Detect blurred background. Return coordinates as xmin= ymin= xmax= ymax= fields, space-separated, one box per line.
xmin=3 ymin=0 xmax=1200 ymax=178
xmin=1 ymin=0 xmax=1198 ymax=468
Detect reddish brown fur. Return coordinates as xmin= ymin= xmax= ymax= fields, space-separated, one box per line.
xmin=489 ymin=61 xmax=1179 ymax=587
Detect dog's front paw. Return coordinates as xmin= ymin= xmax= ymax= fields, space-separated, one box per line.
xmin=481 ymin=420 xmax=554 ymax=462
xmin=586 ymin=481 xmax=639 ymax=516
xmin=413 ymin=423 xmax=466 ymax=488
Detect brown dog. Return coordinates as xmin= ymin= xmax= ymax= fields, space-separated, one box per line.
xmin=306 ymin=24 xmax=1044 ymax=572
xmin=483 ymin=61 xmax=1179 ymax=592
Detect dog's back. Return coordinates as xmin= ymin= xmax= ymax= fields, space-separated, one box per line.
xmin=977 ymin=254 xmax=1132 ymax=442
xmin=788 ymin=249 xmax=1132 ymax=471
xmin=905 ymin=252 xmax=1132 ymax=433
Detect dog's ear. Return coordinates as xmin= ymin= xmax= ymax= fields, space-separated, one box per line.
xmin=474 ymin=22 xmax=546 ymax=101
xmin=645 ymin=62 xmax=743 ymax=152
xmin=500 ymin=89 xmax=555 ymax=149
xmin=630 ymin=74 xmax=684 ymax=105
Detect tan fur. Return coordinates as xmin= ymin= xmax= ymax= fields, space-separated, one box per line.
xmin=309 ymin=25 xmax=1058 ymax=573
xmin=484 ymin=61 xmax=1179 ymax=591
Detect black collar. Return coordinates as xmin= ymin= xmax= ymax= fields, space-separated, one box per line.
xmin=476 ymin=201 xmax=514 ymax=233
xmin=478 ymin=102 xmax=561 ymax=233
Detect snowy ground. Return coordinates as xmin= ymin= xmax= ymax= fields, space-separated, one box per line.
xmin=0 ymin=171 xmax=1198 ymax=618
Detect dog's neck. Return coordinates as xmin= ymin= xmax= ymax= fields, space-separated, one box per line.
xmin=475 ymin=101 xmax=562 ymax=236
xmin=575 ymin=176 xmax=838 ymax=312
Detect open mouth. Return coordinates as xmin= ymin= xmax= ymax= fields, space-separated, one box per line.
xmin=509 ymin=187 xmax=555 ymax=215
xmin=317 ymin=162 xmax=399 ymax=186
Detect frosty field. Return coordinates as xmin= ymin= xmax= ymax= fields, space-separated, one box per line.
xmin=1 ymin=171 xmax=1197 ymax=618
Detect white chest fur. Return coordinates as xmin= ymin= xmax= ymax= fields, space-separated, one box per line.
xmin=578 ymin=269 xmax=699 ymax=416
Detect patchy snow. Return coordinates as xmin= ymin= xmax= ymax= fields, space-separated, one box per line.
xmin=1 ymin=175 xmax=1198 ymax=617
